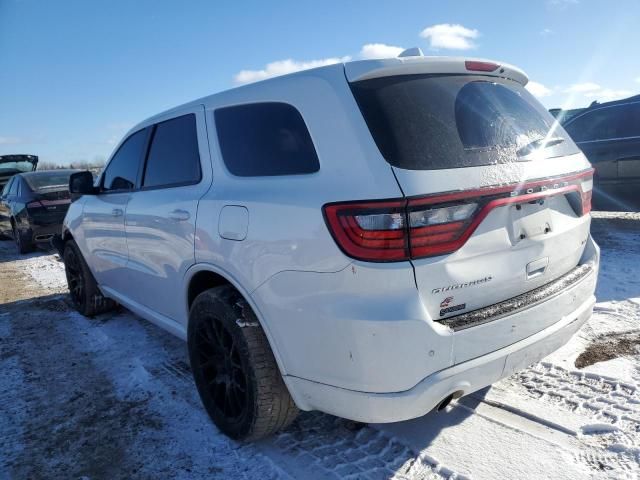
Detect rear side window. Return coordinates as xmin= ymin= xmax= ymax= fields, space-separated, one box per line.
xmin=350 ymin=75 xmax=579 ymax=170
xmin=103 ymin=129 xmax=148 ymax=191
xmin=143 ymin=114 xmax=201 ymax=188
xmin=565 ymin=103 xmax=640 ymax=142
xmin=215 ymin=102 xmax=320 ymax=176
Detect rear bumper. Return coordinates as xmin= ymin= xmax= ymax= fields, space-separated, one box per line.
xmin=28 ymin=223 xmax=63 ymax=243
xmin=285 ymin=291 xmax=595 ymax=423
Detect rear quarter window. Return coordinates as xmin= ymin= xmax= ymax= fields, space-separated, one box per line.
xmin=214 ymin=102 xmax=320 ymax=177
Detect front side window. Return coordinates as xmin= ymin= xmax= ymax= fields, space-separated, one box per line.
xmin=102 ymin=128 xmax=148 ymax=191
xmin=215 ymin=102 xmax=320 ymax=177
xmin=142 ymin=114 xmax=201 ymax=188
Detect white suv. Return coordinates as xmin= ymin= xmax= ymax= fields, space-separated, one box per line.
xmin=60 ymin=52 xmax=599 ymax=441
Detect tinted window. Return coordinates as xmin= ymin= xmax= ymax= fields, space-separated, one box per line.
xmin=621 ymin=103 xmax=640 ymax=137
xmin=564 ymin=105 xmax=628 ymax=142
xmin=215 ymin=102 xmax=320 ymax=176
xmin=143 ymin=114 xmax=201 ymax=188
xmin=1 ymin=179 xmax=11 ymax=197
xmin=24 ymin=171 xmax=76 ymax=191
xmin=103 ymin=129 xmax=147 ymax=191
xmin=9 ymin=178 xmax=19 ymax=195
xmin=350 ymin=75 xmax=579 ymax=170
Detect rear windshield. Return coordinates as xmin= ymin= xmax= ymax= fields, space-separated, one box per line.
xmin=0 ymin=161 xmax=36 ymax=174
xmin=24 ymin=172 xmax=75 ymax=191
xmin=350 ymin=75 xmax=579 ymax=170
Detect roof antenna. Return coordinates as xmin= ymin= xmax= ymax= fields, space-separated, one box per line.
xmin=398 ymin=47 xmax=424 ymax=58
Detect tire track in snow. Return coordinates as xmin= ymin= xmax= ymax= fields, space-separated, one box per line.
xmin=516 ymin=362 xmax=640 ymax=476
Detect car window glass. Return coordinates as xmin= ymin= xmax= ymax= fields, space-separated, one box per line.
xmin=350 ymin=75 xmax=578 ymax=170
xmin=143 ymin=114 xmax=201 ymax=188
xmin=9 ymin=178 xmax=19 ymax=195
xmin=102 ymin=129 xmax=147 ymax=191
xmin=624 ymin=103 xmax=640 ymax=137
xmin=215 ymin=102 xmax=320 ymax=176
xmin=2 ymin=179 xmax=13 ymax=197
xmin=565 ymin=106 xmax=627 ymax=142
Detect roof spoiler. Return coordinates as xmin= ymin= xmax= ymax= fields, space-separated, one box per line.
xmin=344 ymin=51 xmax=528 ymax=86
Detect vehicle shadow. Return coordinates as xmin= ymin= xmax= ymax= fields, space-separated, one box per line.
xmin=0 ymin=238 xmax=56 ymax=264
xmin=0 ymin=291 xmax=69 ymax=313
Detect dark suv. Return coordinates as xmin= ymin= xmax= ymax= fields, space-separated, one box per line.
xmin=560 ymin=95 xmax=640 ymax=211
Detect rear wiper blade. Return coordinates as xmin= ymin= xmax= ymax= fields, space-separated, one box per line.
xmin=517 ymin=136 xmax=565 ymax=156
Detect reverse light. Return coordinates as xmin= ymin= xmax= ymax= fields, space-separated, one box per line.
xmin=323 ymin=169 xmax=594 ymax=262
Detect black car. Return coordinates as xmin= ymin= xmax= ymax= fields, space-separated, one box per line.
xmin=559 ymin=95 xmax=640 ymax=211
xmin=0 ymin=169 xmax=79 ymax=253
xmin=0 ymin=154 xmax=38 ymax=191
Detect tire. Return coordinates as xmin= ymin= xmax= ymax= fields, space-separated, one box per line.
xmin=12 ymin=221 xmax=34 ymax=254
xmin=63 ymin=239 xmax=116 ymax=317
xmin=188 ymin=286 xmax=299 ymax=441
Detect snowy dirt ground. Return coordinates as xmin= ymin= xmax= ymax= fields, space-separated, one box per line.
xmin=1 ymin=212 xmax=639 ymax=480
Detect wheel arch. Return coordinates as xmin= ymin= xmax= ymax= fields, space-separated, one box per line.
xmin=183 ymin=263 xmax=289 ymax=376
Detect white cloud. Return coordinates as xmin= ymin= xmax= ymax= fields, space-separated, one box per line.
xmin=564 ymin=82 xmax=601 ymax=93
xmin=359 ymin=43 xmax=404 ymax=60
xmin=540 ymin=28 xmax=553 ymax=36
xmin=547 ymin=0 xmax=579 ymax=8
xmin=526 ymin=81 xmax=553 ymax=98
xmin=419 ymin=23 xmax=479 ymax=50
xmin=583 ymin=88 xmax=633 ymax=102
xmin=233 ymin=56 xmax=350 ymax=85
xmin=635 ymin=76 xmax=640 ymax=84
xmin=0 ymin=136 xmax=24 ymax=145
xmin=560 ymin=82 xmax=634 ymax=106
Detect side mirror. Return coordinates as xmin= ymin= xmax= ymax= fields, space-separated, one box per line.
xmin=69 ymin=171 xmax=97 ymax=200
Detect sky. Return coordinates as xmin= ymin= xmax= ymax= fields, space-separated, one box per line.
xmin=1 ymin=0 xmax=639 ymax=165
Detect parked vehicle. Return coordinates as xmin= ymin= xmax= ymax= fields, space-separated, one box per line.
xmin=0 ymin=154 xmax=38 ymax=191
xmin=59 ymin=52 xmax=599 ymax=441
xmin=558 ymin=95 xmax=640 ymax=211
xmin=0 ymin=169 xmax=78 ymax=253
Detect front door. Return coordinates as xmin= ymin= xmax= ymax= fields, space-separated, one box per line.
xmin=123 ymin=109 xmax=210 ymax=322
xmin=81 ymin=128 xmax=149 ymax=288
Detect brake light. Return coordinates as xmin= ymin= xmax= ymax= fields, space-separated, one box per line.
xmin=465 ymin=60 xmax=499 ymax=72
xmin=323 ymin=169 xmax=594 ymax=262
xmin=27 ymin=201 xmax=43 ymax=209
xmin=323 ymin=199 xmax=408 ymax=261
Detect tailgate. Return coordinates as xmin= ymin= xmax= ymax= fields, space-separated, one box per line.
xmin=348 ymin=66 xmax=596 ymax=364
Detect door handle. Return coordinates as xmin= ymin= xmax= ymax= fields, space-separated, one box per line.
xmin=112 ymin=208 xmax=124 ymax=217
xmin=168 ymin=209 xmax=190 ymax=222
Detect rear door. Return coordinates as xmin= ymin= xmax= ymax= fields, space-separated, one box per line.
xmin=123 ymin=108 xmax=210 ymax=322
xmin=350 ymin=73 xmax=593 ymax=363
xmin=81 ymin=128 xmax=148 ymax=288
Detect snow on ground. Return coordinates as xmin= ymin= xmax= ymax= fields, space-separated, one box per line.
xmin=1 ymin=213 xmax=639 ymax=479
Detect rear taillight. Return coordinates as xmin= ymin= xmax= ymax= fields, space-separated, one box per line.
xmin=323 ymin=199 xmax=408 ymax=261
xmin=323 ymin=169 xmax=594 ymax=262
xmin=27 ymin=201 xmax=43 ymax=209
